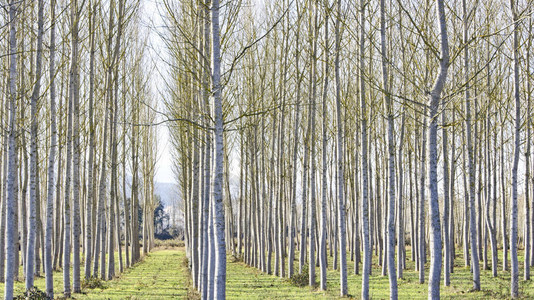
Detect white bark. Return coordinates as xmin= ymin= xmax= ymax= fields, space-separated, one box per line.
xmin=70 ymin=0 xmax=82 ymax=292
xmin=442 ymin=109 xmax=450 ymax=286
xmin=63 ymin=41 xmax=74 ymax=299
xmin=419 ymin=113 xmax=427 ymax=284
xmin=334 ymin=0 xmax=347 ymax=295
xmin=5 ymin=1 xmax=18 ymax=298
xmin=360 ymin=0 xmax=371 ymax=297
xmin=288 ymin=14 xmax=302 ymax=279
xmin=464 ymin=0 xmax=480 ymax=291
xmin=510 ymin=0 xmax=520 ymax=297
xmin=211 ymin=0 xmax=226 ymax=298
xmin=200 ymin=2 xmax=211 ymax=297
xmin=0 ymin=101 xmax=7 ymax=283
xmin=85 ymin=0 xmax=97 ymax=280
xmin=524 ymin=13 xmax=532 ymax=281
xmin=26 ymin=0 xmax=44 ymax=291
xmin=319 ymin=7 xmax=329 ymax=291
xmin=428 ymin=1 xmax=449 ymax=298
xmin=379 ymin=0 xmax=398 ymax=298
xmin=45 ymin=0 xmax=58 ymax=297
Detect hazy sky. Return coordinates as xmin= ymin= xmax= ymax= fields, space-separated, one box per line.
xmin=142 ymin=0 xmax=175 ymax=184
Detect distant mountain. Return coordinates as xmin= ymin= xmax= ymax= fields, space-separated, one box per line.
xmin=123 ymin=176 xmax=180 ymax=209
xmin=154 ymin=181 xmax=180 ymax=208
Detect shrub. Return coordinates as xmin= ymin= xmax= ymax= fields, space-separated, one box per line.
xmin=288 ymin=264 xmax=309 ymax=287
xmin=14 ymin=287 xmax=49 ymax=300
xmin=82 ymin=276 xmax=107 ymax=290
xmin=154 ymin=238 xmax=185 ymax=249
xmin=230 ymin=254 xmax=242 ymax=263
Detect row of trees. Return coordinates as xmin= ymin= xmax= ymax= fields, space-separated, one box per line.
xmin=167 ymin=0 xmax=533 ymax=299
xmin=1 ymin=0 xmax=160 ymax=299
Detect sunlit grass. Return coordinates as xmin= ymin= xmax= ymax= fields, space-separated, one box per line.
xmin=225 ymin=248 xmax=534 ymax=299
xmin=0 ymin=248 xmax=193 ymax=299
xmin=1 ymin=246 xmax=533 ymax=299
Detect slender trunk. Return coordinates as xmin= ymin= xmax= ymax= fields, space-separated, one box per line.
xmin=334 ymin=0 xmax=347 ymax=295
xmin=308 ymin=2 xmax=319 ymax=287
xmin=5 ymin=1 xmax=18 ymax=298
xmin=54 ymin=62 xmax=64 ymax=271
xmin=464 ymin=0 xmax=480 ymax=290
xmin=70 ymin=0 xmax=82 ymax=292
xmin=380 ymin=0 xmax=397 ymax=297
xmin=85 ymin=0 xmax=97 ymax=280
xmin=442 ymin=64 xmax=451 ymax=288
xmin=45 ymin=1 xmax=58 ymax=296
xmin=26 ymin=0 xmax=44 ymax=291
xmin=319 ymin=7 xmax=330 ymax=291
xmin=428 ymin=1 xmax=449 ymax=298
xmin=501 ymin=122 xmax=507 ymax=271
xmin=63 ymin=40 xmax=74 ymax=298
xmin=524 ymin=16 xmax=532 ymax=281
xmin=200 ymin=3 xmax=211 ymax=296
xmin=419 ymin=110 xmax=427 ymax=284
xmin=211 ymin=1 xmax=226 ymax=297
xmin=360 ymin=0 xmax=371 ymax=297
xmin=0 ymin=82 xmax=8 ymax=283
xmin=487 ymin=116 xmax=498 ymax=278
xmin=450 ymin=112 xmax=456 ymax=274
xmin=510 ymin=0 xmax=520 ymax=296
xmin=288 ymin=15 xmax=302 ymax=278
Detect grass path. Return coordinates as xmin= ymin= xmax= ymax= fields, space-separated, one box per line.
xmin=78 ymin=249 xmax=191 ymax=299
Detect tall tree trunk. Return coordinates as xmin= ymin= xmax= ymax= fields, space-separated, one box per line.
xmin=70 ymin=0 xmax=82 ymax=292
xmin=45 ymin=0 xmax=58 ymax=297
xmin=0 ymin=82 xmax=8 ymax=284
xmin=419 ymin=110 xmax=427 ymax=284
xmin=211 ymin=0 xmax=226 ymax=297
xmin=54 ymin=58 xmax=64 ymax=271
xmin=524 ymin=14 xmax=532 ymax=281
xmin=441 ymin=56 xmax=451 ymax=288
xmin=26 ymin=0 xmax=44 ymax=291
xmin=510 ymin=0 xmax=520 ymax=297
xmin=201 ymin=2 xmax=212 ymax=294
xmin=334 ymin=0 xmax=348 ymax=295
xmin=501 ymin=121 xmax=507 ymax=271
xmin=85 ymin=0 xmax=97 ymax=280
xmin=487 ymin=115 xmax=498 ymax=278
xmin=63 ymin=35 xmax=75 ymax=298
xmin=319 ymin=6 xmax=330 ymax=291
xmin=428 ymin=1 xmax=449 ymax=298
xmin=5 ymin=1 xmax=19 ymax=297
xmin=464 ymin=0 xmax=480 ymax=290
xmin=360 ymin=0 xmax=371 ymax=297
xmin=288 ymin=13 xmax=302 ymax=279
xmin=379 ymin=0 xmax=398 ymax=297
xmin=308 ymin=2 xmax=319 ymax=287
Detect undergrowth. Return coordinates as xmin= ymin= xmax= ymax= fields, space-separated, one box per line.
xmin=288 ymin=264 xmax=309 ymax=287
xmin=81 ymin=276 xmax=107 ymax=289
xmin=14 ymin=287 xmax=49 ymax=300
xmin=183 ymin=256 xmax=200 ymax=300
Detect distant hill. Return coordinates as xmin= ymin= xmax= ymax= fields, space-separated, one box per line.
xmin=155 ymin=181 xmax=180 ymax=208
xmin=123 ymin=176 xmax=180 ymax=209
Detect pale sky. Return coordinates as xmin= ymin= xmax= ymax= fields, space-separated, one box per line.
xmin=142 ymin=0 xmax=175 ymax=184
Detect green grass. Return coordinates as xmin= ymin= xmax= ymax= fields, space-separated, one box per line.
xmin=2 ymin=247 xmax=533 ymax=299
xmin=0 ymin=249 xmax=193 ymax=299
xmin=225 ymin=248 xmax=534 ymax=299
xmin=74 ymin=249 xmax=191 ymax=299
